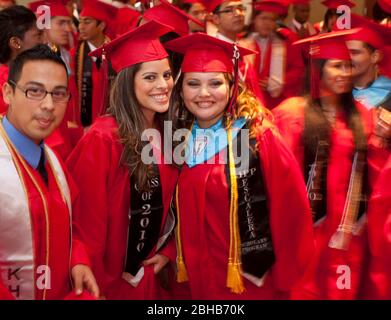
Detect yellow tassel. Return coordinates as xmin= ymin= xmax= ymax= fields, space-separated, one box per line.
xmin=176 ymin=257 xmax=189 ymax=283
xmin=174 ymin=185 xmax=189 ymax=283
xmin=226 ymin=262 xmax=245 ymax=294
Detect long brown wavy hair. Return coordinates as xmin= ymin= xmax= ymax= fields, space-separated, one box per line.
xmin=107 ymin=62 xmax=169 ymax=191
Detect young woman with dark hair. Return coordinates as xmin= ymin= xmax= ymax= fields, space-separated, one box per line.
xmin=273 ymin=31 xmax=390 ymax=299
xmin=0 ymin=5 xmax=43 ymax=113
xmin=66 ymin=21 xmax=178 ymax=300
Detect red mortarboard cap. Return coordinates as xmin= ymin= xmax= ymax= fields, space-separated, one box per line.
xmin=207 ymin=0 xmax=243 ymax=13
xmin=291 ymin=0 xmax=310 ymax=4
xmin=183 ymin=0 xmax=204 ymax=4
xmin=164 ymin=32 xmax=256 ymax=73
xmin=294 ymin=28 xmax=357 ymax=60
xmin=378 ymin=0 xmax=391 ymax=14
xmin=80 ymin=0 xmax=118 ymax=24
xmin=253 ymin=0 xmax=290 ymax=16
xmin=321 ymin=0 xmax=355 ymax=9
xmin=28 ymin=0 xmax=70 ymax=17
xmin=115 ymin=7 xmax=141 ymax=35
xmin=294 ymin=29 xmax=356 ymax=98
xmin=346 ymin=14 xmax=391 ymax=51
xmin=89 ymin=20 xmax=173 ymax=73
xmin=143 ymin=0 xmax=203 ymax=36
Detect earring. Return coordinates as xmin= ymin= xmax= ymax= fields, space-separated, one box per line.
xmin=178 ymin=100 xmax=187 ymax=122
xmin=16 ymin=43 xmax=21 ymax=49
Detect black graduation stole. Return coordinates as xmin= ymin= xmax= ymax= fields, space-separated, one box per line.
xmin=75 ymin=41 xmax=93 ymax=127
xmin=125 ymin=164 xmax=164 ymax=276
xmin=304 ymin=104 xmax=330 ymax=223
xmin=381 ymin=92 xmax=391 ymax=111
xmin=304 ymin=103 xmax=368 ymax=231
xmin=224 ymin=126 xmax=275 ymax=279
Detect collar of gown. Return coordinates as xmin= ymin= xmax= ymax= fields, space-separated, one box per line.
xmin=185 ymin=117 xmax=246 ymax=168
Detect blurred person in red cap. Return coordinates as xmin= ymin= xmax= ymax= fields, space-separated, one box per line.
xmin=203 ymin=0 xmax=265 ymax=106
xmin=314 ymin=0 xmax=355 ymax=34
xmin=287 ymin=0 xmax=317 ymax=39
xmin=244 ymin=0 xmax=305 ymax=109
xmin=0 ymin=6 xmax=43 ymax=115
xmin=179 ymin=0 xmax=207 ymax=33
xmin=111 ymin=0 xmax=142 ymax=34
xmin=29 ymin=0 xmax=73 ymax=74
xmin=142 ymin=0 xmax=204 ymax=79
xmin=28 ymin=1 xmax=83 ymax=160
xmin=0 ymin=45 xmax=99 ymax=300
xmin=67 ymin=20 xmax=179 ymax=300
xmin=374 ymin=0 xmax=391 ymax=26
xmin=68 ymin=0 xmax=117 ymax=144
xmin=165 ymin=32 xmax=314 ymax=299
xmin=346 ymin=14 xmax=391 ymax=110
xmin=273 ymin=30 xmax=390 ymax=299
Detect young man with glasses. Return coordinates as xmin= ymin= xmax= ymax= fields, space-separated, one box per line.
xmin=207 ymin=0 xmax=265 ymax=104
xmin=180 ymin=0 xmax=207 ymax=33
xmin=0 ymin=44 xmax=98 ymax=300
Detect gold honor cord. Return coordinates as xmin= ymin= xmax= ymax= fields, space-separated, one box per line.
xmin=76 ymin=41 xmax=85 ymax=121
xmin=175 ymin=185 xmax=189 ymax=283
xmin=227 ymin=127 xmax=244 ymax=294
xmin=174 ymin=126 xmax=245 ymax=293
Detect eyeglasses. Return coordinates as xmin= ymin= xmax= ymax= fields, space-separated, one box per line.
xmin=216 ymin=5 xmax=247 ymax=15
xmin=9 ymin=80 xmax=71 ymax=103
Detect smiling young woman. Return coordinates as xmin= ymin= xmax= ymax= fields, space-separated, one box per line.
xmin=66 ymin=20 xmax=179 ymax=300
xmin=273 ymin=30 xmax=391 ymax=300
xmin=165 ymin=32 xmax=314 ymax=299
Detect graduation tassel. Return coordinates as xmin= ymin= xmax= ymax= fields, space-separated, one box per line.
xmin=226 ymin=128 xmax=245 ymax=294
xmin=227 ymin=45 xmax=240 ymax=117
xmin=174 ymin=185 xmax=189 ymax=282
xmin=329 ymin=152 xmax=365 ymax=250
xmin=98 ymin=47 xmax=110 ymax=117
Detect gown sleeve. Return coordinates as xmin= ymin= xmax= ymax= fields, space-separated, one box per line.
xmin=66 ymin=128 xmax=114 ymax=293
xmin=257 ymin=122 xmax=314 ymax=292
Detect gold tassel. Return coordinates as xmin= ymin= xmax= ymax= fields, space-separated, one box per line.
xmin=226 ymin=127 xmax=245 ymax=294
xmin=176 ymin=256 xmax=189 ymax=283
xmin=174 ymin=185 xmax=189 ymax=283
xmin=227 ymin=261 xmax=245 ymax=294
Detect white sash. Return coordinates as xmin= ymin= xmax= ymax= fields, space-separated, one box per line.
xmin=0 ymin=133 xmax=71 ymax=299
xmin=267 ymin=37 xmax=285 ymax=98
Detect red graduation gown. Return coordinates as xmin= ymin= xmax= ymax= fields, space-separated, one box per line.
xmin=0 ymin=138 xmax=90 ymax=300
xmin=273 ymin=97 xmax=389 ymax=299
xmin=250 ymin=30 xmax=304 ymax=109
xmin=66 ymin=116 xmax=178 ymax=300
xmin=361 ymin=154 xmax=391 ymax=299
xmin=175 ymin=120 xmax=314 ymax=299
xmin=0 ymin=64 xmax=9 ymax=115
